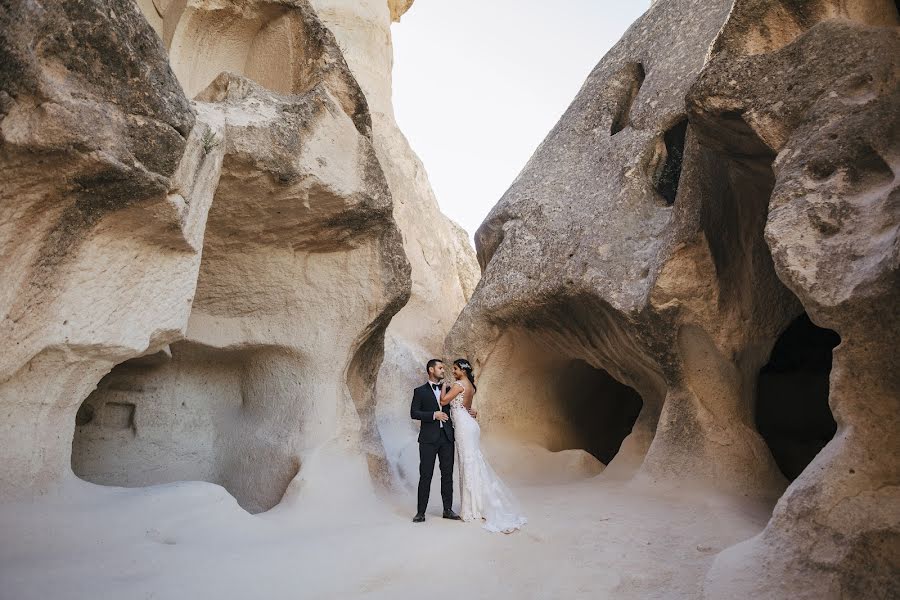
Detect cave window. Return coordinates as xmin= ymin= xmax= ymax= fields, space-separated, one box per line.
xmin=654 ymin=118 xmax=688 ymax=205
xmin=610 ymin=62 xmax=646 ymax=136
xmin=756 ymin=313 xmax=840 ymax=481
xmin=170 ymin=7 xmax=304 ymax=98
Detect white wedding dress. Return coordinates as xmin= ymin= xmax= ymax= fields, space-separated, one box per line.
xmin=449 ymin=382 xmax=527 ymax=533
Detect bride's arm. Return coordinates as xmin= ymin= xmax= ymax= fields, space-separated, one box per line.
xmin=439 ymin=381 xmax=464 ymax=406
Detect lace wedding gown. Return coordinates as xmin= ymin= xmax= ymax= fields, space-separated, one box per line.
xmin=450 ymin=383 xmax=527 ymax=533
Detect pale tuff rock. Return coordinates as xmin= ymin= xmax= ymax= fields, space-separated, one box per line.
xmin=0 ymin=0 xmax=221 ymax=499
xmin=690 ymin=7 xmax=900 ymax=599
xmin=451 ymin=0 xmax=898 ymax=596
xmin=73 ymin=69 xmax=409 ymax=512
xmin=308 ymin=0 xmax=479 ymax=488
xmin=0 ymin=0 xmax=471 ymax=511
xmin=3 ymin=0 xmax=896 ymax=597
xmin=2 ymin=0 xmax=415 ymax=512
xmin=452 ymin=0 xmax=788 ymax=496
xmin=388 ymin=0 xmax=414 ymax=22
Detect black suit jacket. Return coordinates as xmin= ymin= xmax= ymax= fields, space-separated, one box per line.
xmin=410 ymin=383 xmax=454 ymax=444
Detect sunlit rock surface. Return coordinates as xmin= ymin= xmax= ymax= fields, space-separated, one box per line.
xmin=307 ymin=0 xmax=479 ymax=490
xmin=1 ymin=0 xmax=896 ymax=598
xmin=2 ymin=0 xmax=414 ymax=512
xmin=450 ymin=0 xmax=898 ymax=596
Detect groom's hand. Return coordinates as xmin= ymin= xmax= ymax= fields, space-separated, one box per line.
xmin=468 ymin=408 xmax=477 ymax=418
xmin=434 ymin=411 xmax=449 ymax=422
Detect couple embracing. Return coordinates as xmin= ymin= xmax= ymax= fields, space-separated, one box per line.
xmin=410 ymin=358 xmax=526 ymax=533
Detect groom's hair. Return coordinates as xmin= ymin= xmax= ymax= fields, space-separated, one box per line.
xmin=425 ymin=358 xmax=443 ymax=374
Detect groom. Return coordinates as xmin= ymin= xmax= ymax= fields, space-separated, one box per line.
xmin=410 ymin=359 xmax=461 ymax=523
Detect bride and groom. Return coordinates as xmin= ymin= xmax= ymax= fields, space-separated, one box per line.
xmin=410 ymin=358 xmax=526 ymax=533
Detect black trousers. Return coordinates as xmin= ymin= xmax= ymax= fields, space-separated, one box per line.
xmin=417 ymin=431 xmax=454 ymax=514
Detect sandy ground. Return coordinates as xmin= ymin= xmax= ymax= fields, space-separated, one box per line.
xmin=0 ymin=442 xmax=775 ymax=600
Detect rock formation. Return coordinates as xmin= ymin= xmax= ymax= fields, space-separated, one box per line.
xmin=693 ymin=3 xmax=899 ymax=597
xmin=449 ymin=0 xmax=898 ymax=597
xmin=1 ymin=0 xmax=220 ymax=499
xmin=1 ymin=0 xmax=475 ymax=514
xmin=305 ymin=0 xmax=479 ymax=489
xmin=2 ymin=0 xmax=896 ymax=597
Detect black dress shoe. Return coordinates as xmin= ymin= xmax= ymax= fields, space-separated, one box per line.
xmin=443 ymin=509 xmax=462 ymax=520
xmin=413 ymin=513 xmax=425 ymax=523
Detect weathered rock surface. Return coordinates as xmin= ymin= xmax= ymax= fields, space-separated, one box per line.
xmin=690 ymin=5 xmax=900 ymax=598
xmin=450 ymin=0 xmax=898 ymax=596
xmin=72 ymin=63 xmax=409 ymax=511
xmin=452 ymin=0 xmax=792 ymax=494
xmin=2 ymin=0 xmax=420 ymax=513
xmin=307 ymin=0 xmax=479 ymax=489
xmin=0 ymin=0 xmax=221 ymax=499
xmin=3 ymin=0 xmax=895 ymax=596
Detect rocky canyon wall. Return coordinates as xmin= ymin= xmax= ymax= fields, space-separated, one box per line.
xmin=449 ymin=0 xmax=898 ymax=597
xmin=1 ymin=0 xmax=472 ymax=514
xmin=305 ymin=0 xmax=479 ymax=490
xmin=2 ymin=0 xmax=896 ymax=597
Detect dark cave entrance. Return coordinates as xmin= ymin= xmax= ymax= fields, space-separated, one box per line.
xmin=654 ymin=118 xmax=688 ymax=205
xmin=491 ymin=329 xmax=652 ymax=470
xmin=756 ymin=313 xmax=840 ymax=481
xmin=553 ymin=359 xmax=644 ymax=465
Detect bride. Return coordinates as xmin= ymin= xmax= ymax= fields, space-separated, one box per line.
xmin=439 ymin=359 xmax=527 ymax=533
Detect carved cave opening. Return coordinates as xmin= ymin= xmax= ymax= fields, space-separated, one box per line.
xmin=165 ymin=3 xmax=314 ymax=98
xmin=71 ymin=345 xmax=304 ymax=514
xmin=756 ymin=313 xmax=840 ymax=481
xmin=486 ymin=330 xmax=647 ymax=468
xmin=553 ymin=359 xmax=645 ymax=464
xmin=689 ymin=104 xmax=841 ymax=486
xmin=653 ymin=118 xmax=688 ymax=204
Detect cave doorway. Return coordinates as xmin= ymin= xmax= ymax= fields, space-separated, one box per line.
xmin=485 ymin=328 xmax=654 ymax=473
xmin=71 ymin=345 xmax=304 ymax=514
xmin=554 ymin=359 xmax=644 ymax=464
xmin=755 ymin=313 xmax=840 ymax=481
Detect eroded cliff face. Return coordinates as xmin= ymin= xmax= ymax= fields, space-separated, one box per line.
xmin=450 ymin=0 xmax=898 ymax=596
xmin=3 ymin=0 xmax=896 ymax=596
xmin=0 ymin=0 xmax=476 ymax=514
xmin=306 ymin=0 xmax=479 ymax=489
xmin=0 ymin=0 xmax=219 ymax=499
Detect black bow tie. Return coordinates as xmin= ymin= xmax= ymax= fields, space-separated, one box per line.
xmin=431 ymin=383 xmax=440 ymax=390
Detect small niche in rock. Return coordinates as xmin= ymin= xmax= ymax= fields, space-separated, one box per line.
xmin=555 ymin=359 xmax=644 ymax=464
xmin=756 ymin=313 xmax=840 ymax=481
xmin=74 ymin=403 xmax=94 ymax=426
xmin=169 ymin=5 xmax=310 ymax=98
xmin=610 ymin=62 xmax=646 ymax=136
xmin=654 ymin=118 xmax=688 ymax=205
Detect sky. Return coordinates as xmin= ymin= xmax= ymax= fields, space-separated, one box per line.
xmin=391 ymin=0 xmax=653 ymax=242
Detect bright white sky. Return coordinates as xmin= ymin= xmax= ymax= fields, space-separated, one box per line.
xmin=392 ymin=0 xmax=652 ymax=242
